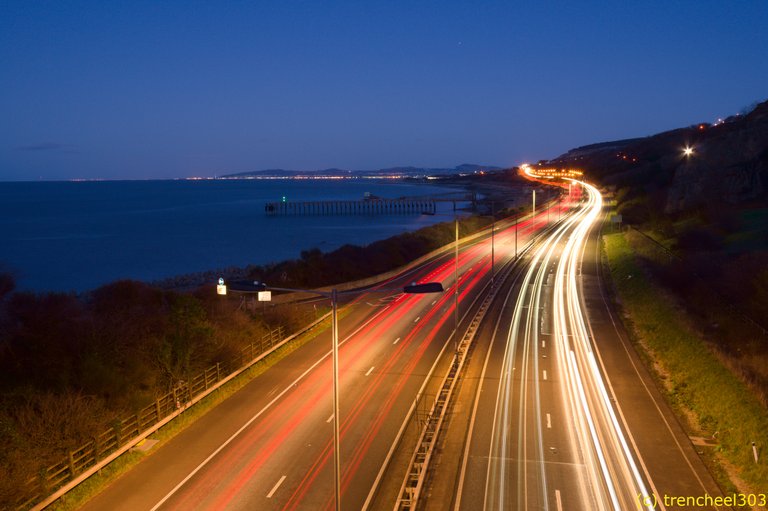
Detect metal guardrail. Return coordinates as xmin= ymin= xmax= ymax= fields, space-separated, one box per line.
xmin=394 ymin=258 xmax=517 ymax=510
xmin=15 ymin=206 xmax=558 ymax=511
xmin=392 ymin=203 xmax=565 ymax=510
xmin=16 ymin=323 xmax=301 ymax=510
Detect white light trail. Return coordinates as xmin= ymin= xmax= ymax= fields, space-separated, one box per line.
xmin=483 ymin=179 xmax=655 ymax=510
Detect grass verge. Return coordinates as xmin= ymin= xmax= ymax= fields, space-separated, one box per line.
xmin=602 ymin=231 xmax=768 ymax=501
xmin=44 ymin=309 xmax=340 ymax=511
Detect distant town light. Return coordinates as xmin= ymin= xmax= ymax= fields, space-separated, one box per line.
xmin=683 ymin=146 xmax=694 ymax=157
xmin=524 ymin=166 xmax=583 ymax=179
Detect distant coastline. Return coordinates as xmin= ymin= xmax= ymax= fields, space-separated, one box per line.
xmin=0 ymin=163 xmax=506 ymax=184
xmin=217 ymin=163 xmax=504 ymax=180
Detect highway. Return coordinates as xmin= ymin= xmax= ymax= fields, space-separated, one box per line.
xmin=77 ymin=195 xmax=559 ymax=511
xmin=461 ymin=182 xmax=651 ymax=510
xmin=448 ymin=179 xmax=724 ymax=511
xmin=77 ymin=179 xmax=724 ymax=511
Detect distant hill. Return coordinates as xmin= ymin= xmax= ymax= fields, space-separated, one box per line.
xmin=548 ymin=99 xmax=768 ymax=341
xmin=221 ymin=163 xmax=502 ymax=179
xmin=550 ymin=99 xmax=768 ymax=216
xmin=555 ymin=138 xmax=646 ymax=159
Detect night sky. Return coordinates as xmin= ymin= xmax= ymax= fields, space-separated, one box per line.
xmin=1 ymin=1 xmax=766 ymax=181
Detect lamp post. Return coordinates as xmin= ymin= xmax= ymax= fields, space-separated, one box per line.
xmin=547 ymin=193 xmax=550 ymax=224
xmin=449 ymin=203 xmax=493 ymax=350
xmin=514 ymin=187 xmax=541 ymax=261
xmin=330 ymin=287 xmax=340 ymax=508
xmin=515 ymin=212 xmax=518 ymax=260
xmin=218 ymin=278 xmax=443 ymax=511
xmin=490 ymin=202 xmax=495 ymax=286
xmin=454 ymin=215 xmax=459 ymax=355
xmin=516 ymin=188 xmax=538 ymax=260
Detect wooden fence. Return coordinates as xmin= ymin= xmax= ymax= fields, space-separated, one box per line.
xmin=16 ymin=325 xmax=287 ymax=511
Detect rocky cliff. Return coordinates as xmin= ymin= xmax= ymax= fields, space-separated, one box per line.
xmin=666 ymin=102 xmax=768 ymax=213
xmin=554 ymin=99 xmax=768 ymax=215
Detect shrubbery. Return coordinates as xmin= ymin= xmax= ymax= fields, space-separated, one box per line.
xmin=0 ymin=278 xmax=282 ymax=506
xmin=0 ymin=213 xmax=499 ymax=507
xmin=243 ymin=216 xmax=493 ymax=288
xmin=604 ymin=232 xmax=768 ymax=496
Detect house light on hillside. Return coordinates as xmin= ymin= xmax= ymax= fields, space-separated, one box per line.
xmin=683 ymin=146 xmax=694 ymax=158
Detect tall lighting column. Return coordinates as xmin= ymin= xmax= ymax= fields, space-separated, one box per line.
xmin=490 ymin=203 xmax=495 ymax=286
xmin=454 ymin=214 xmax=459 ymax=355
xmin=219 ymin=279 xmax=443 ymax=511
xmin=330 ymin=288 xmax=340 ymax=510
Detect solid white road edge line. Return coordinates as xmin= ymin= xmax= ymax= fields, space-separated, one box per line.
xmin=149 ymin=293 xmax=396 ymax=511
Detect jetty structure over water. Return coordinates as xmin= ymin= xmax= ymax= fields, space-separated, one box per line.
xmin=265 ymin=193 xmax=439 ymax=216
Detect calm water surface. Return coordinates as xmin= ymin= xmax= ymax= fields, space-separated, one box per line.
xmin=0 ymin=179 xmax=466 ymax=292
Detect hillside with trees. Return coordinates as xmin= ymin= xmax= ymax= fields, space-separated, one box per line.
xmin=0 ymin=209 xmax=508 ymax=507
xmin=554 ymin=98 xmax=768 ymax=425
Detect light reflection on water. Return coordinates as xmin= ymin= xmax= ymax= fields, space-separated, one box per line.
xmin=0 ymin=179 xmax=469 ymax=292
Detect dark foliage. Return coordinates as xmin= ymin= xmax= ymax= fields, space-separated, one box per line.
xmin=0 ymin=209 xmax=505 ymax=506
xmin=0 ymin=275 xmax=284 ymax=506
xmin=245 ymin=216 xmax=492 ymax=289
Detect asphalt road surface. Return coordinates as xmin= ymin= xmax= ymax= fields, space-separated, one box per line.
xmin=77 ymin=181 xmax=724 ymax=511
xmin=78 ymin=197 xmax=557 ymax=511
xmin=446 ymin=181 xmax=724 ymax=511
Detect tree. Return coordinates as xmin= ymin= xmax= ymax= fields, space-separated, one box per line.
xmin=157 ymin=294 xmax=213 ymax=388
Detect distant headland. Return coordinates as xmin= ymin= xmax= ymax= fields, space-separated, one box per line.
xmin=218 ymin=163 xmax=503 ymax=180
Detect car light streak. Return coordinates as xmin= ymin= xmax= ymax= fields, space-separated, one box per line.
xmin=554 ymin=180 xmax=654 ymax=511
xmin=485 ymin=205 xmax=577 ymax=510
xmin=151 ymin=269 xmax=425 ymax=510
xmin=484 ymin=180 xmax=654 ymax=510
xmin=153 ymin=197 xmax=560 ymax=511
xmin=290 ymin=263 xmax=495 ymax=511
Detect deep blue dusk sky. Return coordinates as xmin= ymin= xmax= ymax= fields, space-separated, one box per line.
xmin=1 ymin=1 xmax=766 ymax=181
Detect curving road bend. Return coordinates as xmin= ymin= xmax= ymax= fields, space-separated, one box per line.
xmin=480 ymin=180 xmax=650 ymax=510
xmin=453 ymin=180 xmax=724 ymax=511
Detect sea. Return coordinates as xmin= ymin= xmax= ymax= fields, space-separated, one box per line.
xmin=0 ymin=179 xmax=468 ymax=293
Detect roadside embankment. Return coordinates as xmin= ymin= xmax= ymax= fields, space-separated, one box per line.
xmin=602 ymin=229 xmax=768 ymax=501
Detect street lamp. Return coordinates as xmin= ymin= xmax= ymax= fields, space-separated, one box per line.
xmin=515 ymin=210 xmax=518 ymax=260
xmin=454 ymin=213 xmax=459 ymax=355
xmin=490 ymin=202 xmax=495 ymax=286
xmin=472 ymin=201 xmax=499 ymax=287
xmin=516 ymin=188 xmax=538 ymax=260
xmin=434 ymin=202 xmax=475 ymax=355
xmin=219 ymin=278 xmax=443 ymax=511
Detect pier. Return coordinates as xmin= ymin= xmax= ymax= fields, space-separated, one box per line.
xmin=265 ymin=198 xmax=437 ymax=216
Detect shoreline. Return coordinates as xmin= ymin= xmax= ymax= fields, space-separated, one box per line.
xmin=1 ymin=179 xmax=470 ymax=293
xmin=150 ymin=176 xmax=541 ymax=292
xmin=3 ymin=174 xmax=536 ymax=294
